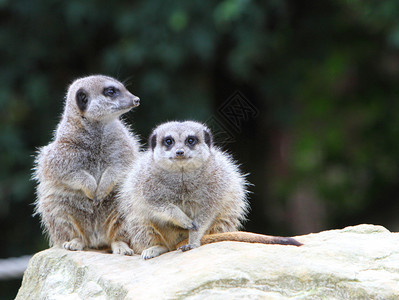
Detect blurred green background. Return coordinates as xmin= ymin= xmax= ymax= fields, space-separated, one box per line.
xmin=2 ymin=0 xmax=399 ymax=298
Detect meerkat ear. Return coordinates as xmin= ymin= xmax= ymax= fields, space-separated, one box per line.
xmin=149 ymin=134 xmax=157 ymax=150
xmin=204 ymin=130 xmax=213 ymax=147
xmin=76 ymin=88 xmax=89 ymax=112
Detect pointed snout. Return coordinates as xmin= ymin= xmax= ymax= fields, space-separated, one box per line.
xmin=132 ymin=96 xmax=140 ymax=107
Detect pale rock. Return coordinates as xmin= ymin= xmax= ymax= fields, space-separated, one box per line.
xmin=16 ymin=224 xmax=399 ymax=299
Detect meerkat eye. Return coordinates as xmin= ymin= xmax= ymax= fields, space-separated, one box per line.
xmin=163 ymin=137 xmax=175 ymax=147
xmin=103 ymin=87 xmax=120 ymax=97
xmin=185 ymin=136 xmax=198 ymax=146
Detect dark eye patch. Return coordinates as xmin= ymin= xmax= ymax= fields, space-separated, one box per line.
xmin=204 ymin=130 xmax=212 ymax=147
xmin=163 ymin=136 xmax=175 ymax=149
xmin=149 ymin=134 xmax=157 ymax=150
xmin=185 ymin=135 xmax=198 ymax=147
xmin=76 ymin=88 xmax=89 ymax=112
xmin=103 ymin=86 xmax=120 ymax=97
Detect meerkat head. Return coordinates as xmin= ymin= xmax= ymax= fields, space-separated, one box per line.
xmin=65 ymin=75 xmax=140 ymax=122
xmin=149 ymin=121 xmax=213 ymax=172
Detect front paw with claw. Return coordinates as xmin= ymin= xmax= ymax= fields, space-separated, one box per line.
xmin=94 ymin=185 xmax=114 ymax=203
xmin=178 ymin=243 xmax=199 ymax=252
xmin=183 ymin=221 xmax=199 ymax=231
xmin=82 ymin=175 xmax=98 ymax=200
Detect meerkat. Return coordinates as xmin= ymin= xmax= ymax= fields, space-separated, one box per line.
xmin=117 ymin=121 xmax=301 ymax=259
xmin=33 ymin=75 xmax=139 ymax=254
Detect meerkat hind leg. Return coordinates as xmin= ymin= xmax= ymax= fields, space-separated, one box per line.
xmin=141 ymin=245 xmax=169 ymax=260
xmin=63 ymin=238 xmax=85 ymax=251
xmin=111 ymin=241 xmax=134 ymax=256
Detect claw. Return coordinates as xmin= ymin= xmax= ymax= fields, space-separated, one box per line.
xmin=190 ymin=221 xmax=199 ymax=231
xmin=93 ymin=196 xmax=102 ymax=205
xmin=178 ymin=244 xmax=197 ymax=252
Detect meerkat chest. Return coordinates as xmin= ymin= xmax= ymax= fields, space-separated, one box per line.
xmin=157 ymin=171 xmax=214 ymax=203
xmin=77 ymin=132 xmax=122 ymax=178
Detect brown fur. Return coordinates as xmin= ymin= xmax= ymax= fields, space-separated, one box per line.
xmin=177 ymin=231 xmax=302 ymax=249
xmin=34 ymin=75 xmax=140 ymax=252
xmin=115 ymin=121 xmax=301 ymax=259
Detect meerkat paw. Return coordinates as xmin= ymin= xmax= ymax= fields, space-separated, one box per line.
xmin=111 ymin=241 xmax=134 ymax=256
xmin=141 ymin=245 xmax=168 ymax=260
xmin=81 ymin=175 xmax=97 ymax=200
xmin=94 ymin=187 xmax=112 ymax=203
xmin=182 ymin=220 xmax=199 ymax=231
xmin=63 ymin=238 xmax=84 ymax=251
xmin=82 ymin=185 xmax=96 ymax=201
xmin=178 ymin=243 xmax=199 ymax=252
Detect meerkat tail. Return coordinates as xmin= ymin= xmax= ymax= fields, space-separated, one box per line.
xmin=177 ymin=231 xmax=302 ymax=248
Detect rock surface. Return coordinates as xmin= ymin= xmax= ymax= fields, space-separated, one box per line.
xmin=16 ymin=224 xmax=399 ymax=299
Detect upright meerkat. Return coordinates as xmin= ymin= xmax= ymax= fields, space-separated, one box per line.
xmin=34 ymin=75 xmax=140 ymax=253
xmin=117 ymin=121 xmax=301 ymax=259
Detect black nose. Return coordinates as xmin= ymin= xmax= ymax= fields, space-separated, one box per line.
xmin=176 ymin=149 xmax=185 ymax=157
xmin=133 ymin=96 xmax=140 ymax=106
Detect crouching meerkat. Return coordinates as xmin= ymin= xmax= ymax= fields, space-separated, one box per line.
xmin=117 ymin=121 xmax=301 ymax=259
xmin=34 ymin=75 xmax=140 ymax=253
